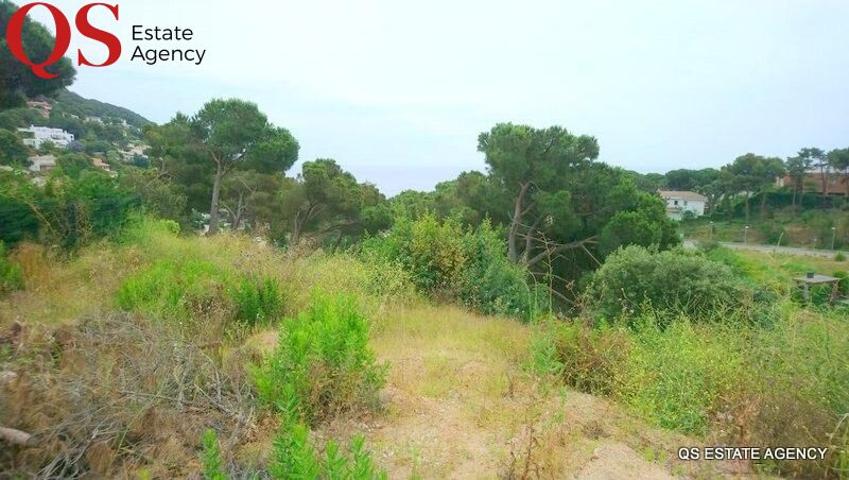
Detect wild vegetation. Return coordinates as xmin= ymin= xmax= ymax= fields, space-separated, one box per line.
xmin=2 ymin=3 xmax=849 ymax=478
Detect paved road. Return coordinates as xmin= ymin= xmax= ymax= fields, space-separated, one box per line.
xmin=683 ymin=240 xmax=847 ymax=258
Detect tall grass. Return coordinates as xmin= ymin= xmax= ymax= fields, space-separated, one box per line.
xmin=0 ymin=241 xmax=23 ymax=294
xmin=530 ymin=305 xmax=849 ymax=477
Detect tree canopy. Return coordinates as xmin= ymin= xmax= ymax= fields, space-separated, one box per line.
xmin=720 ymin=153 xmax=785 ymax=221
xmin=0 ymin=0 xmax=76 ymax=109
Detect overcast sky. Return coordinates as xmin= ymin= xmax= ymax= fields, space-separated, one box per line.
xmin=29 ymin=0 xmax=849 ymax=195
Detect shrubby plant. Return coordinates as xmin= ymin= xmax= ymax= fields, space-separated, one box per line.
xmin=201 ymin=429 xmax=228 ymax=480
xmin=233 ymin=276 xmax=283 ymax=326
xmin=362 ymin=214 xmax=536 ymax=319
xmin=269 ymin=394 xmax=387 ymax=480
xmin=254 ymin=293 xmax=386 ymax=423
xmin=586 ymin=245 xmax=750 ymax=327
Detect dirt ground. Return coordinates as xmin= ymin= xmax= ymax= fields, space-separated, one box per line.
xmin=272 ymin=304 xmax=768 ymax=479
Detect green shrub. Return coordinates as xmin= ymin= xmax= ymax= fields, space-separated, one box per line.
xmin=586 ymin=246 xmax=751 ymax=327
xmin=202 ymin=412 xmax=387 ymax=480
xmin=362 ymin=214 xmax=467 ymax=293
xmin=362 ymin=215 xmax=536 ymax=319
xmin=529 ymin=319 xmax=630 ymax=395
xmin=254 ymin=294 xmax=386 ymax=424
xmin=457 ymin=220 xmax=534 ymax=319
xmin=0 ymin=242 xmax=23 ymax=295
xmin=835 ymin=252 xmax=846 ymax=262
xmin=233 ymin=277 xmax=283 ymax=326
xmin=270 ymin=400 xmax=387 ymax=480
xmin=200 ymin=429 xmax=228 ymax=480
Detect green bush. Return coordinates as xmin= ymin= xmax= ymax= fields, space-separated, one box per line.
xmin=457 ymin=220 xmax=534 ymax=319
xmin=233 ymin=277 xmax=284 ymax=326
xmin=254 ymin=294 xmax=386 ymax=424
xmin=586 ymin=246 xmax=751 ymax=327
xmin=528 ymin=319 xmax=630 ymax=395
xmin=362 ymin=214 xmax=536 ymax=319
xmin=362 ymin=214 xmax=467 ymax=293
xmin=201 ymin=417 xmax=387 ymax=480
xmin=270 ymin=401 xmax=387 ymax=480
xmin=0 ymin=242 xmax=23 ymax=295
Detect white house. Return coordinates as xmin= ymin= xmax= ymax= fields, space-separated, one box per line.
xmin=658 ymin=190 xmax=707 ymax=220
xmin=16 ymin=125 xmax=75 ymax=149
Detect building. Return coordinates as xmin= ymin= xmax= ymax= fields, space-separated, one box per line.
xmin=777 ymin=170 xmax=849 ymax=196
xmin=27 ymin=154 xmax=57 ymax=173
xmin=16 ymin=125 xmax=75 ymax=149
xmin=658 ymin=190 xmax=707 ymax=220
xmin=120 ymin=143 xmax=149 ymax=163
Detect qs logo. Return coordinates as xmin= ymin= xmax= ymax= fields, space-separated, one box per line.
xmin=5 ymin=2 xmax=121 ymax=79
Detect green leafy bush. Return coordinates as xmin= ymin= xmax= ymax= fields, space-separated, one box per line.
xmin=0 ymin=242 xmax=23 ymax=295
xmin=457 ymin=220 xmax=534 ymax=319
xmin=363 ymin=214 xmax=467 ymax=292
xmin=362 ymin=214 xmax=535 ymax=319
xmin=254 ymin=294 xmax=386 ymax=424
xmin=586 ymin=246 xmax=750 ymax=327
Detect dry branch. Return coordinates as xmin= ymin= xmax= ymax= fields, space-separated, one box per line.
xmin=0 ymin=426 xmax=36 ymax=447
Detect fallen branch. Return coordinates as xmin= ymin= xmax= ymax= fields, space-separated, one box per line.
xmin=0 ymin=426 xmax=36 ymax=447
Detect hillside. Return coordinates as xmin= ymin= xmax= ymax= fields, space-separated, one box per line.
xmin=1 ymin=219 xmax=845 ymax=478
xmin=51 ymin=89 xmax=152 ymax=129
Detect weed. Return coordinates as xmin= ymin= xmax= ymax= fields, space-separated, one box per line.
xmin=201 ymin=429 xmax=228 ymax=480
xmin=0 ymin=242 xmax=23 ymax=295
xmin=254 ymin=293 xmax=386 ymax=424
xmin=268 ymin=389 xmax=387 ymax=480
xmin=233 ymin=276 xmax=284 ymax=326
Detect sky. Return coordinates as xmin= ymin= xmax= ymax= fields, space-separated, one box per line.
xmin=27 ymin=0 xmax=849 ymax=195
